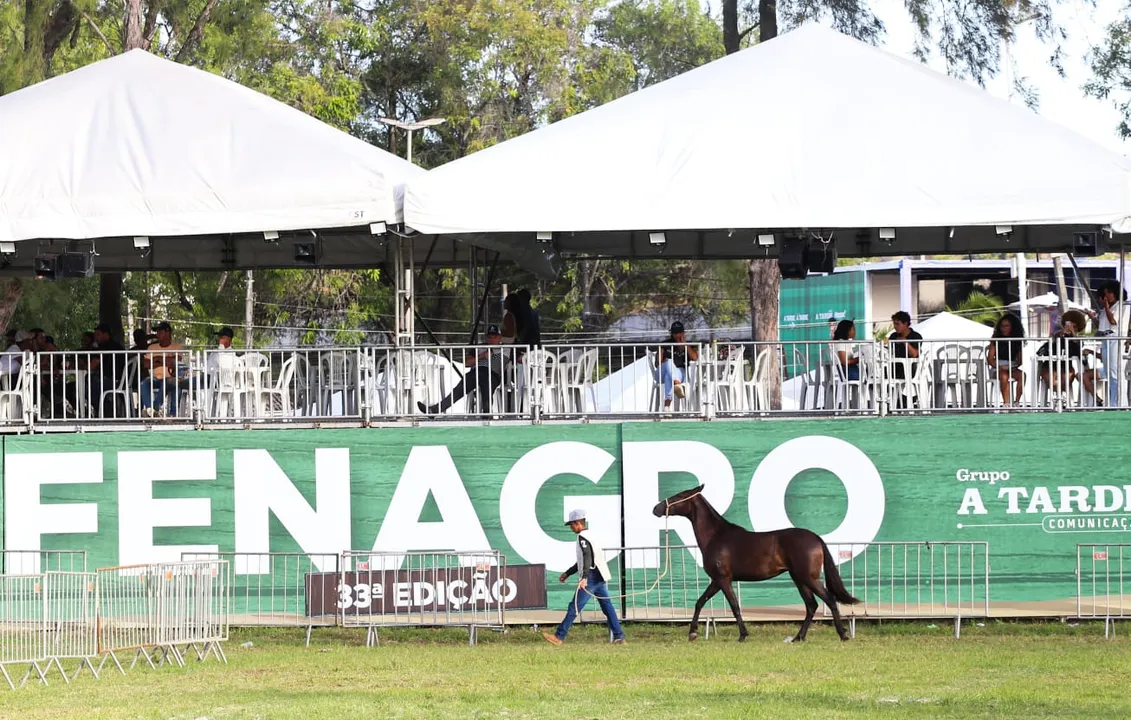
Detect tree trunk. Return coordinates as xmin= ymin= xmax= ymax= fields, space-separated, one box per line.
xmin=0 ymin=280 xmax=23 ymax=333
xmin=96 ymin=2 xmax=142 ymax=343
xmin=726 ymin=0 xmax=783 ymax=409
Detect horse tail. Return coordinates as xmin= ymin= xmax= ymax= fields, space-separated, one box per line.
xmin=819 ymin=538 xmax=860 ymax=605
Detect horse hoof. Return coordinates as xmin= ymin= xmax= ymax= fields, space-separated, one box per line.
xmin=688 ymin=632 xmax=698 ymax=642
xmin=737 ymin=635 xmax=748 ymax=643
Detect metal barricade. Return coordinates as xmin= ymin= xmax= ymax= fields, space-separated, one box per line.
xmin=337 ymin=550 xmax=506 ymax=645
xmin=42 ymin=571 xmax=98 ymax=681
xmin=96 ymin=560 xmax=229 ymax=673
xmin=182 ymin=551 xmax=338 ymax=645
xmin=1 ymin=550 xmax=87 ymax=575
xmin=599 ymin=540 xmax=989 ymax=638
xmin=826 ymin=541 xmax=990 ymax=637
xmin=0 ymin=574 xmax=45 ymax=689
xmin=1076 ymin=543 xmax=1130 ymax=637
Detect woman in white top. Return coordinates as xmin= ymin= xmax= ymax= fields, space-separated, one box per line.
xmin=831 ymin=320 xmax=860 ymax=381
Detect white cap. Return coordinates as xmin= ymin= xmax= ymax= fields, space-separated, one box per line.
xmin=14 ymin=330 xmax=32 ymax=343
xmin=565 ymin=509 xmax=585 ymax=525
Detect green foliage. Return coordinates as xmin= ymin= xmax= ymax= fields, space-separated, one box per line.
xmin=946 ymin=290 xmax=1006 ymax=327
xmin=7 ymin=278 xmax=100 ymax=348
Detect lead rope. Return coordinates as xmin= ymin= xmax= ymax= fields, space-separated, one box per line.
xmin=572 ymin=491 xmax=702 ymax=608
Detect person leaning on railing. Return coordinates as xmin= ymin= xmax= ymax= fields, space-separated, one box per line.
xmin=987 ymin=313 xmax=1025 ymax=406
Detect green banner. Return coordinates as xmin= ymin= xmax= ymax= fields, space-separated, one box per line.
xmin=2 ymin=414 xmax=1124 ymax=617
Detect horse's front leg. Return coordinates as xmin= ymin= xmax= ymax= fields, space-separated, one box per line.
xmin=689 ymin=580 xmax=720 ymax=641
xmin=718 ymin=579 xmax=748 ymax=642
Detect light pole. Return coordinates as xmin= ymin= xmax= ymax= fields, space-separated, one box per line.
xmin=377 ymin=117 xmax=446 ymax=165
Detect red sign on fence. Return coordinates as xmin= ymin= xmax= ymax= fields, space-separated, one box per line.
xmin=1094 ymin=551 xmax=1109 ymax=561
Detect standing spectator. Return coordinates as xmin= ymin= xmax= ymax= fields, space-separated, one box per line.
xmin=502 ymin=289 xmax=541 ymax=412
xmin=987 ymin=313 xmax=1025 ymax=406
xmin=543 ymin=509 xmax=626 ymax=646
xmin=1092 ymin=281 xmax=1128 ymax=406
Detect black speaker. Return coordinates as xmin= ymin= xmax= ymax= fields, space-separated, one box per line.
xmin=293 ymin=241 xmax=318 ymax=265
xmin=1073 ymin=231 xmax=1105 ymax=257
xmin=34 ymin=254 xmax=57 ymax=280
xmin=778 ymin=236 xmax=808 ymax=279
xmin=807 ymin=243 xmax=837 ymax=275
xmin=59 ymin=252 xmax=94 ymax=278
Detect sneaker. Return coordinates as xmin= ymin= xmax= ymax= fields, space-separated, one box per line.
xmin=542 ymin=632 xmax=563 ymax=646
xmin=142 ymin=407 xmax=155 ymax=419
xmin=673 ymin=383 xmax=687 ymax=399
xmin=612 ymin=638 xmax=627 ymax=645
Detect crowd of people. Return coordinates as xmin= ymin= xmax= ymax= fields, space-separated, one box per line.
xmin=825 ymin=280 xmax=1129 ymax=407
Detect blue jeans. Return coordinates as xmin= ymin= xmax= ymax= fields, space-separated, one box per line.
xmin=141 ymin=377 xmax=188 ymax=416
xmin=555 ymin=570 xmax=624 ymax=641
xmin=1104 ymin=338 xmax=1120 ymax=406
xmin=660 ymin=360 xmax=687 ymax=402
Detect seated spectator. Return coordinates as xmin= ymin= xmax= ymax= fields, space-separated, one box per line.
xmin=657 ymin=321 xmax=698 ymax=407
xmin=0 ymin=330 xmax=32 ymax=387
xmin=417 ymin=325 xmax=509 ymax=414
xmin=1036 ymin=310 xmax=1099 ymax=404
xmin=140 ymin=321 xmax=189 ymax=417
xmin=987 ymin=313 xmax=1025 ymax=405
xmin=831 ymin=319 xmax=861 ymax=380
xmin=205 ymin=327 xmax=236 ymax=377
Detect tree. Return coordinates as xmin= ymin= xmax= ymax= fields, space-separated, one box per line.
xmin=723 ymin=0 xmax=1062 ymax=408
xmin=1086 ymin=16 xmax=1131 ymax=139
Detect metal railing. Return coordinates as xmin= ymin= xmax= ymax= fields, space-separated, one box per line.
xmin=338 ymin=550 xmax=507 ymax=646
xmin=1077 ymin=543 xmax=1131 ymax=637
xmin=181 ymin=552 xmax=340 ymax=646
xmin=95 ymin=560 xmax=229 ymax=672
xmin=1 ymin=550 xmax=87 ymax=575
xmin=592 ymin=540 xmax=989 ymax=638
xmin=0 ymin=335 xmax=1125 ymax=430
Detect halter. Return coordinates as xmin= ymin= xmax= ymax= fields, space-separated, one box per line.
xmin=664 ymin=489 xmax=703 ymax=515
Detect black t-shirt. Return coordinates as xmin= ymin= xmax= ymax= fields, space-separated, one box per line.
xmin=887 ymin=329 xmax=923 ymax=359
xmin=1037 ymin=335 xmax=1082 ymax=361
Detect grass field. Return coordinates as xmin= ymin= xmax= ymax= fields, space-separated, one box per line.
xmin=4 ymin=621 xmax=1130 ymax=719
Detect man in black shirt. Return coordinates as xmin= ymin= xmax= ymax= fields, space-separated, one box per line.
xmin=887 ymin=311 xmax=923 ymax=408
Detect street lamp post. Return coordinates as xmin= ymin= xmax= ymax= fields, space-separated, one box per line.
xmin=377 ymin=117 xmax=446 ymax=165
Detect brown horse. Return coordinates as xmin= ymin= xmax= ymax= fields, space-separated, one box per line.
xmin=652 ymin=485 xmax=859 ymax=642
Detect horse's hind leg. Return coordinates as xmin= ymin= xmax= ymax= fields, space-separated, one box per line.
xmin=689 ymin=580 xmax=720 ymax=642
xmin=811 ymin=581 xmax=850 ymax=641
xmin=718 ymin=579 xmax=748 ymax=642
xmin=790 ymin=576 xmax=819 ymax=642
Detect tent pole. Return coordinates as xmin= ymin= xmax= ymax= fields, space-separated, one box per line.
xmin=468 ymin=252 xmax=501 ymax=345
xmin=1016 ymin=253 xmax=1028 ymax=335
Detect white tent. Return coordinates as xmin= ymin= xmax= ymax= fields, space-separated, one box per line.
xmin=405 ymin=25 xmax=1131 ymax=276
xmin=915 ymin=312 xmax=994 ymax=340
xmin=0 ymin=50 xmax=438 ymax=271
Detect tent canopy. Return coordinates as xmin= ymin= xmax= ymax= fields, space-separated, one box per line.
xmin=915 ymin=312 xmax=994 ymax=340
xmin=0 ymin=50 xmax=465 ymax=272
xmin=405 ymin=25 xmax=1131 ymax=277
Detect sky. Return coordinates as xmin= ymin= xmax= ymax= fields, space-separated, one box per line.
xmin=859 ymin=0 xmax=1131 ymax=154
